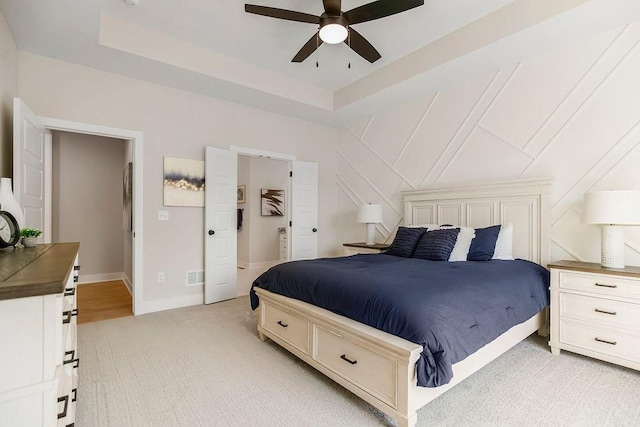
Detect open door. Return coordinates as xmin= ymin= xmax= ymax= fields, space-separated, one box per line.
xmin=13 ymin=98 xmax=51 ymax=243
xmin=204 ymin=146 xmax=238 ymax=304
xmin=290 ymin=160 xmax=318 ymax=260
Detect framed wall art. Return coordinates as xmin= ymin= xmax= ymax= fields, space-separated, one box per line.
xmin=163 ymin=157 xmax=205 ymax=207
xmin=261 ymin=189 xmax=284 ymax=216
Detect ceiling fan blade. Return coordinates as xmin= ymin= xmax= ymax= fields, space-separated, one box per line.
xmin=344 ymin=0 xmax=424 ymax=25
xmin=346 ymin=28 xmax=381 ymax=63
xmin=245 ymin=4 xmax=319 ymax=24
xmin=292 ymin=33 xmax=323 ymax=62
xmin=322 ymin=0 xmax=342 ymax=15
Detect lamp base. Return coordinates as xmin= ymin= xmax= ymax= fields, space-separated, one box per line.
xmin=365 ymin=223 xmax=376 ymax=245
xmin=601 ymin=225 xmax=625 ymax=269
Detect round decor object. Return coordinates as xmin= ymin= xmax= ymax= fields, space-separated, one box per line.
xmin=0 ymin=211 xmax=20 ymax=248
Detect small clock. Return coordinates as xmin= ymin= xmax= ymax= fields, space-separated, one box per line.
xmin=0 ymin=211 xmax=20 ymax=248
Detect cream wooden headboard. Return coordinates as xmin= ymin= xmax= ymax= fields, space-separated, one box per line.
xmin=402 ymin=179 xmax=552 ymax=266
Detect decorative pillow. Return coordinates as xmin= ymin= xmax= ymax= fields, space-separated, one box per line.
xmin=386 ymin=226 xmax=426 ymax=258
xmin=413 ymin=228 xmax=460 ymax=261
xmin=467 ymin=225 xmax=501 ymax=261
xmin=448 ymin=226 xmax=476 ymax=262
xmin=492 ymin=223 xmax=514 ymax=260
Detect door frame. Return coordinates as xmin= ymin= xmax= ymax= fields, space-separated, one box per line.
xmin=230 ymin=145 xmax=296 ymax=260
xmin=40 ymin=117 xmax=144 ymax=315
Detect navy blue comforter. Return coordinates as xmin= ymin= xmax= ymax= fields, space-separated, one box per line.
xmin=250 ymin=254 xmax=549 ymax=387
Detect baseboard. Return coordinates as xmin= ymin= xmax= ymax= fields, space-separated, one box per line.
xmin=238 ymin=260 xmax=280 ymax=270
xmin=78 ymin=272 xmax=125 ymax=285
xmin=135 ymin=293 xmax=203 ymax=315
xmin=122 ymin=274 xmax=133 ymax=296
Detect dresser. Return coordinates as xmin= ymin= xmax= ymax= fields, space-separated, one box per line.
xmin=548 ymin=260 xmax=640 ymax=371
xmin=343 ymin=242 xmax=390 ymax=256
xmin=0 ymin=243 xmax=80 ymax=427
xmin=279 ymin=228 xmax=287 ymax=262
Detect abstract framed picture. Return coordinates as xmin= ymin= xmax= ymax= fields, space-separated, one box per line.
xmin=261 ymin=189 xmax=284 ymax=216
xmin=123 ymin=162 xmax=133 ymax=231
xmin=163 ymin=157 xmax=205 ymax=207
xmin=237 ymin=185 xmax=246 ymax=204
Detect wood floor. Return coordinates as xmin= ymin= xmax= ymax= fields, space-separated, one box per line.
xmin=77 ymin=280 xmax=132 ymax=324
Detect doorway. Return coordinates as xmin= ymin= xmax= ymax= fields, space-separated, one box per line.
xmin=236 ymin=154 xmax=291 ymax=296
xmin=51 ymin=131 xmax=133 ymax=322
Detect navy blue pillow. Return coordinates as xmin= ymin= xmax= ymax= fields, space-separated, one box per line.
xmin=413 ymin=228 xmax=460 ymax=261
xmin=467 ymin=225 xmax=501 ymax=261
xmin=386 ymin=227 xmax=426 ymax=258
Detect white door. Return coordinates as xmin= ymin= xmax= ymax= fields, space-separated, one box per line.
xmin=13 ymin=98 xmax=51 ymax=243
xmin=204 ymin=146 xmax=238 ymax=304
xmin=291 ymin=160 xmax=318 ymax=260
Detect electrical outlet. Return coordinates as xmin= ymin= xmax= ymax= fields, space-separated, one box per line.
xmin=157 ymin=272 xmax=165 ymax=283
xmin=158 ymin=210 xmax=169 ymax=221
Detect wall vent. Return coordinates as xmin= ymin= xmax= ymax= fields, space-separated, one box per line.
xmin=186 ymin=270 xmax=205 ymax=286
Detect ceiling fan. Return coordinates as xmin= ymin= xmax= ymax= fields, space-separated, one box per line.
xmin=244 ymin=0 xmax=425 ymax=64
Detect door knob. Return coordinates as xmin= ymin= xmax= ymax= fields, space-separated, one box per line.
xmin=312 ymin=228 xmax=317 ymax=233
xmin=208 ymin=230 xmax=215 ymax=236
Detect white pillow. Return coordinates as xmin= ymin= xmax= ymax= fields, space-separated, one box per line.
xmin=492 ymin=223 xmax=514 ymax=260
xmin=448 ymin=226 xmax=475 ymax=262
xmin=407 ymin=224 xmax=439 ymax=229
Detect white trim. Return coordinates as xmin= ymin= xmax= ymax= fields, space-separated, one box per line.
xmin=135 ymin=294 xmax=203 ymax=316
xmin=78 ymin=272 xmax=126 ymax=285
xmin=44 ymin=132 xmax=52 ymax=244
xmin=39 ymin=117 xmax=144 ymax=315
xmin=122 ymin=274 xmax=133 ymax=295
xmin=230 ymin=145 xmax=296 ymax=161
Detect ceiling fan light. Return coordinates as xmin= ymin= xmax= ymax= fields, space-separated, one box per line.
xmin=319 ymin=23 xmax=348 ymax=44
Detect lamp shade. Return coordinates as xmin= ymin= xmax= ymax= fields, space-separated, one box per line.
xmin=357 ymin=204 xmax=383 ymax=223
xmin=581 ymin=190 xmax=640 ymax=225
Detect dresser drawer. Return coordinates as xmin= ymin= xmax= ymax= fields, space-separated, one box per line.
xmin=559 ymin=293 xmax=640 ymax=333
xmin=262 ymin=302 xmax=309 ymax=354
xmin=559 ymin=319 xmax=640 ymax=362
xmin=559 ymin=271 xmax=640 ymax=299
xmin=314 ymin=325 xmax=396 ymax=408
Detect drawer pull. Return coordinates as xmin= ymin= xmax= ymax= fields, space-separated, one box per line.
xmin=595 ymin=337 xmax=617 ymax=346
xmin=277 ymin=320 xmax=288 ymax=328
xmin=71 ymin=388 xmax=77 ymax=403
xmin=594 ymin=308 xmax=617 ymax=316
xmin=73 ymin=265 xmax=80 ymax=271
xmin=73 ymin=275 xmax=79 ymax=283
xmin=57 ymin=394 xmax=69 ymax=419
xmin=64 ymin=351 xmax=80 ymax=369
xmin=64 ymin=287 xmax=76 ymax=297
xmin=340 ymin=354 xmax=357 ymax=365
xmin=595 ymin=283 xmax=617 ymax=289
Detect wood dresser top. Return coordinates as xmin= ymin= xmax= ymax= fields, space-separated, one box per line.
xmin=0 ymin=243 xmax=79 ymax=301
xmin=547 ymin=260 xmax=640 ymax=279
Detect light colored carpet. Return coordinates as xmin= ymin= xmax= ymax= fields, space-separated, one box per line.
xmin=77 ymin=297 xmax=640 ymax=426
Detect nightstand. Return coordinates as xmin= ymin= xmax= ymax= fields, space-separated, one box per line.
xmin=343 ymin=242 xmax=390 ymax=256
xmin=548 ymin=260 xmax=640 ymax=371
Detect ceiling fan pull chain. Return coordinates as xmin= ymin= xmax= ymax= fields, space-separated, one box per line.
xmin=348 ymin=31 xmax=351 ymax=69
xmin=316 ymin=31 xmax=320 ymax=68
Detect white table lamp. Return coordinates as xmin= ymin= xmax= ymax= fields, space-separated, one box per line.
xmin=357 ymin=203 xmax=383 ymax=245
xmin=581 ymin=190 xmax=640 ymax=268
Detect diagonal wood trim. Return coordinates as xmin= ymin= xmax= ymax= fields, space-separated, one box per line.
xmin=431 ymin=66 xmax=519 ymax=185
xmin=392 ymin=93 xmax=439 ymax=169
xmin=336 ymin=176 xmax=392 ymax=238
xmin=522 ymin=25 xmax=630 ymax=155
xmin=477 ymin=124 xmax=536 ymax=159
xmin=341 ymin=130 xmax=417 ymax=188
xmin=551 ymin=237 xmax=584 ymax=262
xmin=550 ymin=117 xmax=640 ymax=225
xmin=519 ymin=29 xmax=640 ymax=178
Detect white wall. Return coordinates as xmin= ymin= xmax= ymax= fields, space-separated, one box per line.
xmin=52 ymin=131 xmax=126 ymax=280
xmin=0 ymin=9 xmax=18 ymax=176
xmin=18 ymin=52 xmax=340 ymax=311
xmin=337 ymin=22 xmax=640 ymax=266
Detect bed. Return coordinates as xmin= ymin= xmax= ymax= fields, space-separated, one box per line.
xmin=251 ymin=179 xmax=552 ymax=427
